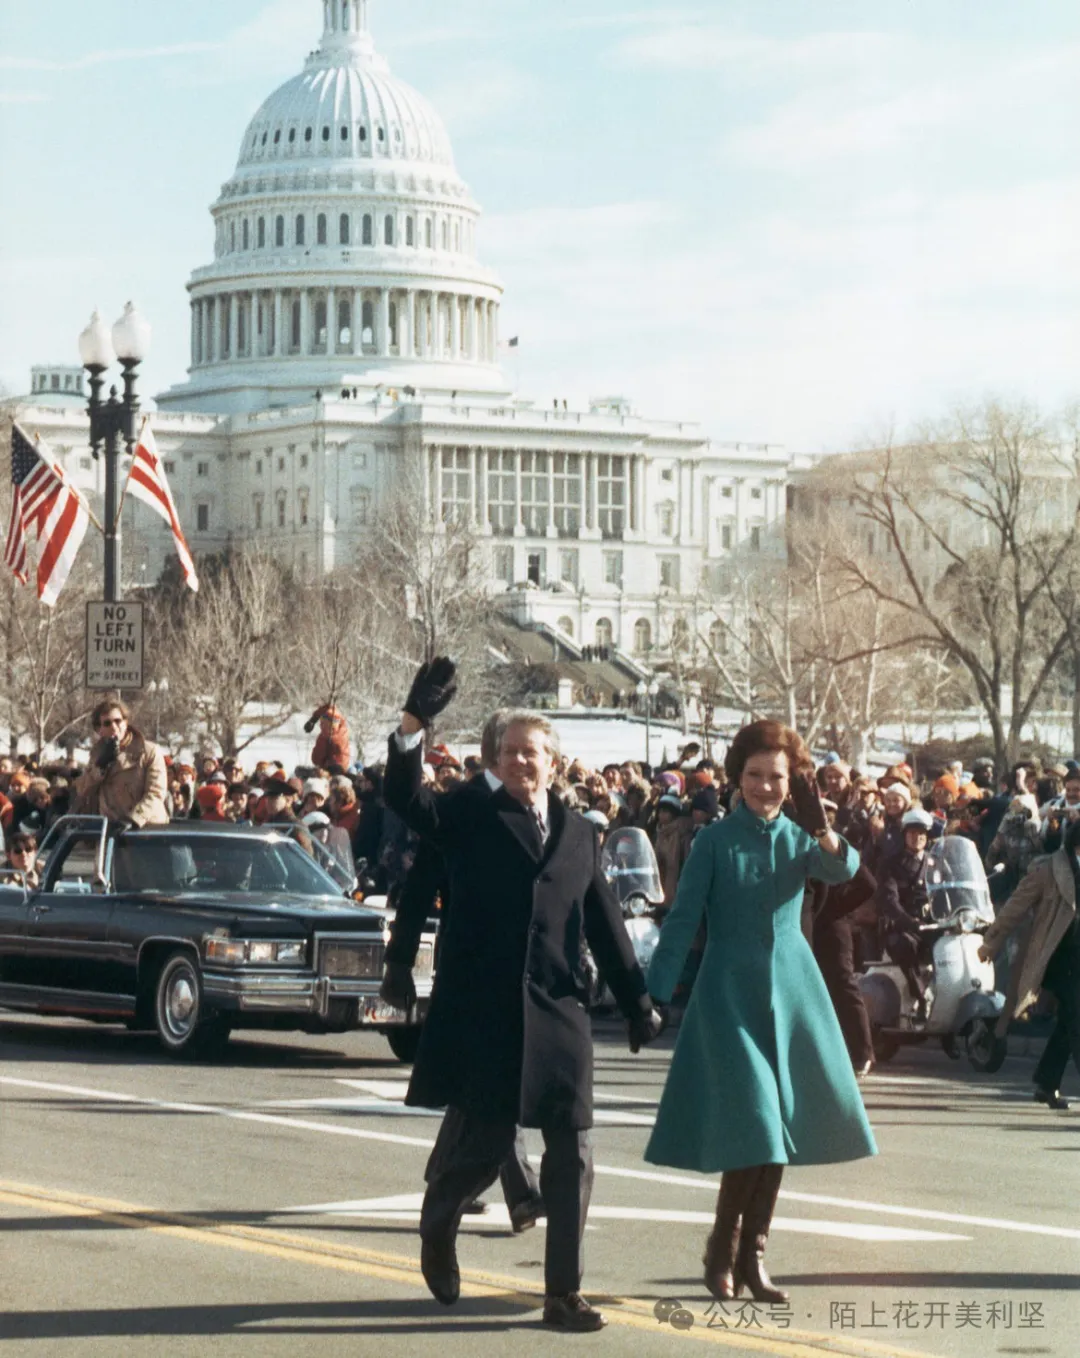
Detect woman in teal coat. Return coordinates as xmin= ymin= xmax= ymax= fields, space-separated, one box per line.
xmin=646 ymin=721 xmax=877 ymax=1304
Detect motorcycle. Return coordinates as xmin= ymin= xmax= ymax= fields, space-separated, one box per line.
xmin=583 ymin=827 xmax=666 ymax=1008
xmin=857 ymin=835 xmax=1008 ymax=1072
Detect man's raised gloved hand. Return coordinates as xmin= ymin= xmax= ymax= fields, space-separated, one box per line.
xmin=628 ymin=1006 xmax=666 ymax=1054
xmin=404 ymin=657 xmax=458 ymax=728
xmin=96 ymin=736 xmax=121 ymax=771
xmin=789 ymin=771 xmax=829 ymax=837
xmin=380 ymin=962 xmax=417 ymax=1013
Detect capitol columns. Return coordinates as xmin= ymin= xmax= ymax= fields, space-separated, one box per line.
xmin=465 ymin=296 xmax=477 ymax=361
xmin=449 ymin=294 xmax=460 ymax=361
xmin=399 ymin=289 xmax=413 ymax=358
xmin=378 ymin=289 xmax=391 ymax=357
xmin=299 ymin=289 xmax=312 ymax=355
xmin=326 ymin=285 xmax=337 ymax=353
xmin=273 ymin=291 xmax=284 ymax=358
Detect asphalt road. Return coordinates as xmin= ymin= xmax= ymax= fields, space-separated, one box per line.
xmin=1 ymin=1014 xmax=1077 ymax=1358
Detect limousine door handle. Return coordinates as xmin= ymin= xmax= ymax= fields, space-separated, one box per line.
xmin=31 ymin=904 xmax=51 ymax=916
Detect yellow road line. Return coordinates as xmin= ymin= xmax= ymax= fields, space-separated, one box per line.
xmin=0 ymin=1181 xmax=933 ymax=1358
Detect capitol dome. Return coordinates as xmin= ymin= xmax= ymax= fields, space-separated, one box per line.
xmin=159 ymin=0 xmax=508 ymax=414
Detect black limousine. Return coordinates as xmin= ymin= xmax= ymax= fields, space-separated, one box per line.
xmin=0 ymin=816 xmax=433 ymax=1059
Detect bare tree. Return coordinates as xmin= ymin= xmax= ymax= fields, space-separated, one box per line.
xmin=151 ymin=550 xmax=297 ymax=755
xmin=813 ymin=402 xmax=1080 ymax=769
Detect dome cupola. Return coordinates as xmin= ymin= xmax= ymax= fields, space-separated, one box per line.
xmin=159 ymin=0 xmax=507 ymax=414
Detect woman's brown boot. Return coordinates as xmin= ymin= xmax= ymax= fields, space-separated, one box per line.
xmin=702 ymin=1168 xmax=758 ymax=1300
xmin=735 ymin=1164 xmax=789 ymax=1303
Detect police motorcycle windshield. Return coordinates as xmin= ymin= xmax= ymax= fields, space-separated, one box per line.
xmin=923 ymin=835 xmax=994 ymax=925
xmin=601 ymin=828 xmax=664 ymax=907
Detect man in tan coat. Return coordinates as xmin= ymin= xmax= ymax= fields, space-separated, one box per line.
xmin=979 ymin=821 xmax=1080 ymax=1110
xmin=74 ymin=700 xmax=169 ymax=830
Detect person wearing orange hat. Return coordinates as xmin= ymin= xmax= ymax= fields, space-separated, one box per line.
xmin=304 ymin=705 xmax=353 ymax=775
xmin=195 ymin=781 xmax=229 ymax=822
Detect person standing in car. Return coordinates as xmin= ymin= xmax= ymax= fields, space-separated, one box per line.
xmin=73 ymin=700 xmax=168 ymax=830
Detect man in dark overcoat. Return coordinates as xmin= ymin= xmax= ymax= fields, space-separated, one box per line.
xmin=383 ymin=660 xmax=663 ymax=1332
xmin=383 ymin=710 xmax=543 ymax=1232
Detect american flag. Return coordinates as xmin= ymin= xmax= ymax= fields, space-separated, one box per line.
xmin=4 ymin=422 xmax=91 ymax=606
xmin=124 ymin=422 xmax=199 ymax=591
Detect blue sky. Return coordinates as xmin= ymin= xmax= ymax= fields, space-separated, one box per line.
xmin=2 ymin=0 xmax=1078 ymax=450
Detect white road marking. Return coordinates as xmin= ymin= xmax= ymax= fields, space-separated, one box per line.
xmin=285 ymin=1194 xmax=967 ymax=1243
xmin=6 ymin=1074 xmax=1079 ymax=1242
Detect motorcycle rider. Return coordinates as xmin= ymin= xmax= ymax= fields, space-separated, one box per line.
xmin=876 ymin=808 xmax=935 ymax=1021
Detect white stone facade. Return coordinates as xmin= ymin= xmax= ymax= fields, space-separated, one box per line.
xmin=8 ymin=1 xmax=798 ymax=658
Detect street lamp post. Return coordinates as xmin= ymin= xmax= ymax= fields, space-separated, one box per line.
xmin=146 ymin=677 xmax=169 ymax=743
xmin=636 ymin=677 xmax=660 ymax=765
xmin=78 ymin=303 xmax=152 ymax=603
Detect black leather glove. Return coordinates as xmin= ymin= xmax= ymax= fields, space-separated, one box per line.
xmin=380 ymin=962 xmax=417 ymax=1012
xmin=628 ymin=1006 xmax=665 ymax=1054
xmin=96 ymin=736 xmax=121 ymax=770
xmin=403 ymin=657 xmax=458 ymax=727
xmin=789 ymin=772 xmax=829 ymax=837
xmin=303 ymin=716 xmax=318 ymax=734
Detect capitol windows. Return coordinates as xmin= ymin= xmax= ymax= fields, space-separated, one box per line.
xmin=658 ymin=502 xmax=675 ymax=537
xmin=406 ymin=217 xmax=415 ymax=247
xmin=558 ymin=617 xmax=574 ymax=639
xmin=291 ymin=299 xmax=302 ymax=352
xmin=384 ymin=214 xmax=395 ymax=246
xmin=441 ymin=220 xmax=449 ymax=250
xmin=196 ymin=461 xmax=210 ymax=478
xmin=658 ymin=556 xmax=681 ymax=590
xmin=340 ymin=125 xmax=349 ymax=141
xmin=242 ymin=220 xmax=250 ymax=251
xmin=595 ymin=618 xmax=614 ymax=649
xmin=257 ymin=217 xmax=266 ymax=248
xmin=298 ymin=492 xmax=310 ymax=527
xmin=276 ymin=215 xmax=285 ymax=247
xmin=337 ymin=299 xmax=352 ymax=350
xmin=602 ymin=550 xmax=623 ymax=588
xmin=314 ymin=300 xmax=328 ymax=353
xmin=487 ymin=452 xmax=515 ymax=535
xmin=634 ymin=619 xmax=652 ymax=655
xmin=425 ymin=218 xmax=433 ymax=249
xmin=559 ymin=550 xmax=579 ymax=588
xmin=552 ymin=453 xmax=582 ymax=535
xmin=322 ymin=126 xmax=331 ymax=142
xmin=720 ymin=521 xmax=734 ymax=550
xmin=305 ymin=127 xmax=313 ymax=143
xmin=253 ymin=496 xmax=264 ymax=530
xmin=709 ymin=622 xmax=730 ymax=658
xmin=196 ymin=504 xmax=210 ymax=533
xmin=350 ymin=488 xmax=370 ymax=525
xmin=492 ymin=545 xmax=514 ymax=584
xmin=454 ymin=220 xmax=461 ymax=252
xmin=295 ymin=215 xmax=306 ymax=246
xmin=229 ymin=221 xmax=236 ymax=252
xmin=596 ymin=455 xmax=627 ymax=539
xmin=750 ymin=525 xmax=762 ymax=553
xmin=389 ymin=301 xmax=399 ymax=348
xmin=440 ymin=448 xmax=471 ymax=525
xmin=362 ymin=214 xmax=373 ymax=245
xmin=273 ymin=129 xmax=281 ymax=145
xmin=339 ymin=213 xmax=350 ymax=245
xmin=289 ymin=128 xmax=296 ymax=144
xmin=361 ymin=299 xmax=374 ymax=346
xmin=276 ymin=494 xmax=287 ymax=528
xmin=520 ymin=452 xmax=551 ymax=535
xmin=527 ymin=552 xmax=545 ymax=586
xmin=317 ymin=214 xmax=327 ymax=245
xmin=359 ymin=126 xmax=368 ymax=143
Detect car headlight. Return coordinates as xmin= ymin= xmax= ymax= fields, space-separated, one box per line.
xmin=624 ymin=895 xmax=648 ymax=918
xmin=204 ymin=937 xmax=307 ymax=966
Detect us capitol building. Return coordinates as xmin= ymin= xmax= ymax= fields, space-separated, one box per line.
xmin=15 ymin=0 xmax=798 ymax=662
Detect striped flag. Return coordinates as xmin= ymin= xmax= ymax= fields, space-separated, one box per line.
xmin=4 ymin=422 xmax=91 ymax=606
xmin=124 ymin=423 xmax=199 ymax=591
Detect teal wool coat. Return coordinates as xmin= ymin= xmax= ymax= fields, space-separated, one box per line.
xmin=645 ymin=803 xmax=878 ymax=1173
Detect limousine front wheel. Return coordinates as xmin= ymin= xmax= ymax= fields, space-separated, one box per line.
xmin=153 ymin=950 xmax=224 ymax=1057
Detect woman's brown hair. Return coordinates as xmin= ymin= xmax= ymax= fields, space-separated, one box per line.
xmin=724 ymin=720 xmax=814 ymax=787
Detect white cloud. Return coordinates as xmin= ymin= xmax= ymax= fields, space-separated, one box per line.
xmin=427 ymin=61 xmax=541 ymax=137
xmin=0 ymin=91 xmax=49 ymax=104
xmin=612 ymin=26 xmax=904 ymax=78
xmin=0 ymin=43 xmax=222 ymax=73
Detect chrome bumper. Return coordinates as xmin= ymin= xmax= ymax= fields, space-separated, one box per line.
xmin=202 ymin=970 xmax=431 ymax=1025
